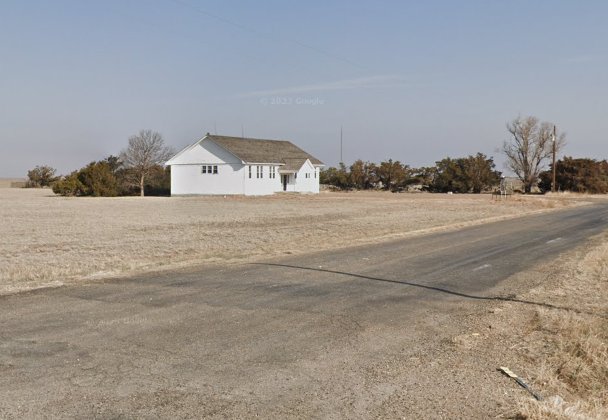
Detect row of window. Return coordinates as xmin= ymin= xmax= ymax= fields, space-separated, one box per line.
xmin=201 ymin=165 xmax=218 ymax=175
xmin=202 ymin=164 xmax=317 ymax=179
xmin=248 ymin=165 xmax=278 ymax=179
xmin=296 ymin=172 xmax=316 ymax=179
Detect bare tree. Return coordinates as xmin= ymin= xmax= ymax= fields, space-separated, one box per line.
xmin=502 ymin=116 xmax=565 ymax=193
xmin=120 ymin=130 xmax=174 ymax=197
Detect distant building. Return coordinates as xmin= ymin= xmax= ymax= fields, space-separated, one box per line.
xmin=165 ymin=134 xmax=324 ymax=196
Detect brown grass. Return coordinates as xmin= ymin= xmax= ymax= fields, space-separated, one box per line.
xmin=517 ymin=235 xmax=608 ymax=419
xmin=0 ymin=178 xmax=26 ymax=188
xmin=0 ymin=188 xmax=584 ymax=295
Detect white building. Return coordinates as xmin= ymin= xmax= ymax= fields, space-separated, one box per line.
xmin=166 ymin=134 xmax=324 ymax=196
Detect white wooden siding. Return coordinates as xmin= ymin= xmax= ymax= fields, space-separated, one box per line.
xmin=294 ymin=160 xmax=319 ymax=193
xmin=168 ymin=138 xmax=321 ymax=196
xmin=171 ymin=163 xmax=245 ymax=195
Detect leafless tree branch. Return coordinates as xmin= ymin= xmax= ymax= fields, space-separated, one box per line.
xmin=120 ymin=130 xmax=175 ymax=197
xmin=502 ymin=116 xmax=566 ymax=193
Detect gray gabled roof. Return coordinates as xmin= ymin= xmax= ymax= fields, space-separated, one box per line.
xmin=207 ymin=134 xmax=324 ymax=166
xmin=280 ymin=158 xmax=309 ymax=172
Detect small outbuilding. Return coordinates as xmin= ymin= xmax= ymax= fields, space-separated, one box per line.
xmin=165 ymin=134 xmax=324 ymax=196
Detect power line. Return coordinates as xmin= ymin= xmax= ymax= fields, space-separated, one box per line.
xmin=167 ymin=0 xmax=366 ymax=70
xmin=108 ymin=1 xmax=324 ymax=78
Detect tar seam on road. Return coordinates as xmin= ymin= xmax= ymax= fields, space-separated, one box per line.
xmin=252 ymin=262 xmax=608 ymax=319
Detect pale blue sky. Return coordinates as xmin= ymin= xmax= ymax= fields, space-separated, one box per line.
xmin=1 ymin=0 xmax=607 ymax=176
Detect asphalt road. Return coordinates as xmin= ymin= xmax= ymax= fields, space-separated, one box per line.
xmin=1 ymin=202 xmax=607 ymax=418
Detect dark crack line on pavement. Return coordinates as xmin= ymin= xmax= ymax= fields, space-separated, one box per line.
xmin=252 ymin=263 xmax=608 ymax=319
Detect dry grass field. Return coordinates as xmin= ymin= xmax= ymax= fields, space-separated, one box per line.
xmin=512 ymin=233 xmax=608 ymax=419
xmin=414 ymin=230 xmax=608 ymax=419
xmin=0 ymin=188 xmax=585 ymax=295
xmin=487 ymin=233 xmax=608 ymax=419
xmin=0 ymin=178 xmax=26 ymax=188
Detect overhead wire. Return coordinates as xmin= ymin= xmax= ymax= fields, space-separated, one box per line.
xmin=167 ymin=0 xmax=367 ymax=70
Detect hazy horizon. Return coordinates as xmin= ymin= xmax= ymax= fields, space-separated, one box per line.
xmin=1 ymin=1 xmax=607 ymax=177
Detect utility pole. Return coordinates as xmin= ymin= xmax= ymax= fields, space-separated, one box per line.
xmin=340 ymin=125 xmax=343 ymax=164
xmin=552 ymin=125 xmax=557 ymax=193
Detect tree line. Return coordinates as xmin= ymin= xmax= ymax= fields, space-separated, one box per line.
xmin=321 ymin=153 xmax=501 ymax=193
xmin=26 ymin=130 xmax=174 ymax=197
xmin=51 ymin=155 xmax=171 ymax=197
xmin=322 ymin=114 xmax=605 ymax=194
xmin=25 ymin=116 xmax=607 ymax=196
xmin=539 ymin=157 xmax=608 ymax=194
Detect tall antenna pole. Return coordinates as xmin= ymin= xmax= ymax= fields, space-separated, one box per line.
xmin=241 ymin=124 xmax=244 ymax=138
xmin=214 ymin=121 xmax=217 ymax=135
xmin=552 ymin=125 xmax=557 ymax=193
xmin=340 ymin=125 xmax=343 ymax=164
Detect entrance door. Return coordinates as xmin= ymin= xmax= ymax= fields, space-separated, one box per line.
xmin=282 ymin=175 xmax=288 ymax=191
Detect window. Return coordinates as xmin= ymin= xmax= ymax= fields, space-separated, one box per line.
xmin=294 ymin=173 xmax=297 ymax=179
xmin=248 ymin=165 xmax=252 ymax=179
xmin=201 ymin=165 xmax=218 ymax=175
xmin=257 ymin=165 xmax=262 ymax=179
xmin=270 ymin=166 xmax=276 ymax=179
xmin=305 ymin=173 xmax=310 ymax=179
xmin=314 ymin=169 xmax=317 ymax=178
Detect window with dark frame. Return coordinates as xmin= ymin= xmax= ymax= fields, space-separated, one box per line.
xmin=202 ymin=165 xmax=218 ymax=175
xmin=249 ymin=165 xmax=252 ymax=178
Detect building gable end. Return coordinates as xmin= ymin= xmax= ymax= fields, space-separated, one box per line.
xmin=167 ymin=137 xmax=243 ymax=165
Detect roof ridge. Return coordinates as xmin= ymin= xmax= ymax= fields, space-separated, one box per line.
xmin=208 ymin=134 xmax=291 ymax=143
xmin=201 ymin=133 xmax=324 ymax=166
